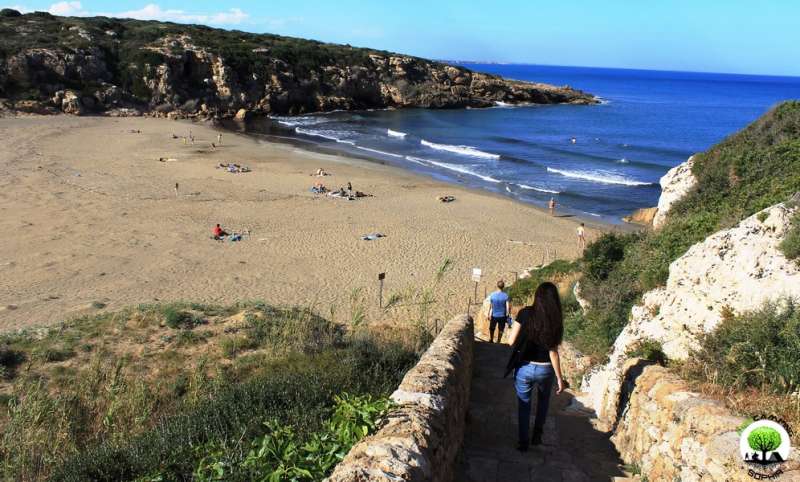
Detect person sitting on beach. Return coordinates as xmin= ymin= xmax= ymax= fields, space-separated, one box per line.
xmin=212 ymin=223 xmax=229 ymax=240
xmin=311 ymin=181 xmax=327 ymax=194
xmin=315 ymin=168 xmax=329 ymax=177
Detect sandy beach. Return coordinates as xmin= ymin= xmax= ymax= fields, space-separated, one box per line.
xmin=0 ymin=115 xmax=604 ymax=332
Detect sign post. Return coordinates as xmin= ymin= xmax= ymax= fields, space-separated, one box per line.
xmin=471 ymin=268 xmax=482 ymax=305
xmin=378 ymin=272 xmax=386 ymax=307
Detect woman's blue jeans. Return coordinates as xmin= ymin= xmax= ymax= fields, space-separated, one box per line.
xmin=514 ymin=363 xmax=555 ymax=445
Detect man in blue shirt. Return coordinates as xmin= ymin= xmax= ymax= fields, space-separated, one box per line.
xmin=488 ymin=280 xmax=510 ymax=343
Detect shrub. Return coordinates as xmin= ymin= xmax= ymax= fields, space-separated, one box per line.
xmin=685 ymin=299 xmax=800 ymax=394
xmin=780 ymin=212 xmax=800 ymax=263
xmin=625 ymin=338 xmax=668 ymax=365
xmin=36 ymin=346 xmax=75 ymax=363
xmin=0 ymin=345 xmax=25 ymax=378
xmin=219 ymin=335 xmax=257 ymax=359
xmin=506 ymin=259 xmax=577 ymax=304
xmin=50 ymin=340 xmax=416 ymax=481
xmin=582 ymin=233 xmax=637 ymax=281
xmin=162 ymin=306 xmax=203 ymax=329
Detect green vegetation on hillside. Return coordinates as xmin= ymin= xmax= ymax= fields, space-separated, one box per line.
xmin=780 ymin=211 xmax=800 ymax=262
xmin=0 ymin=302 xmax=424 ymax=481
xmin=565 ymin=101 xmax=800 ymax=360
xmin=680 ymin=300 xmax=800 ymax=440
xmin=685 ymin=300 xmax=800 ymax=395
xmin=0 ymin=12 xmax=394 ymax=101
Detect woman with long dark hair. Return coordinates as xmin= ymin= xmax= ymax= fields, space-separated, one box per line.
xmin=506 ymin=282 xmax=566 ymax=451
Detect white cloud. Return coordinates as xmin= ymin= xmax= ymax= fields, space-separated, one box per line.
xmin=48 ymin=1 xmax=84 ymax=15
xmin=111 ymin=4 xmax=249 ymax=25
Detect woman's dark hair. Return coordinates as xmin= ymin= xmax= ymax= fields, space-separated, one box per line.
xmin=519 ymin=282 xmax=563 ymax=349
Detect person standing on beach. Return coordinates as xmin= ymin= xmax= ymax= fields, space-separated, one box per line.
xmin=548 ymin=197 xmax=557 ymax=216
xmin=488 ymin=280 xmax=510 ymax=343
xmin=174 ymin=182 xmax=179 ymax=198
xmin=217 ymin=133 xmax=223 ymax=145
xmin=347 ymin=181 xmax=353 ymax=196
xmin=577 ymin=223 xmax=586 ymax=251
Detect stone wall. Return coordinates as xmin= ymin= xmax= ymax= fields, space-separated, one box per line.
xmin=327 ymin=314 xmax=474 ymax=482
xmin=609 ymin=360 xmax=800 ymax=481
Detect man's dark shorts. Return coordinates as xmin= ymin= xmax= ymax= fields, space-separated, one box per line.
xmin=490 ymin=316 xmax=507 ymax=333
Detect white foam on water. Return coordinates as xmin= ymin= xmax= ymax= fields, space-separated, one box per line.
xmin=272 ymin=116 xmax=325 ymax=127
xmin=424 ymin=159 xmax=502 ymax=183
xmin=387 ymin=129 xmax=408 ymax=138
xmin=420 ymin=139 xmax=500 ymax=159
xmin=517 ymin=183 xmax=560 ymax=194
xmin=356 ymin=146 xmax=403 ymax=158
xmin=295 ymin=127 xmax=356 ymax=145
xmin=546 ymin=167 xmax=652 ymax=186
xmin=404 ymin=156 xmax=429 ymax=166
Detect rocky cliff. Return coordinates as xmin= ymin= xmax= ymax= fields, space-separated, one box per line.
xmin=652 ymin=155 xmax=698 ymax=228
xmin=583 ymin=158 xmax=800 ymax=420
xmin=0 ymin=12 xmax=596 ymax=118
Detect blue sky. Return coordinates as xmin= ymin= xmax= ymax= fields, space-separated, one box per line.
xmin=4 ymin=0 xmax=799 ymax=76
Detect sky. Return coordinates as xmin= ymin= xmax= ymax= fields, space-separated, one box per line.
xmin=3 ymin=0 xmax=799 ymax=77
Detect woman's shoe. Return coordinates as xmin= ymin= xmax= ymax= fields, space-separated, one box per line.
xmin=531 ymin=428 xmax=543 ymax=446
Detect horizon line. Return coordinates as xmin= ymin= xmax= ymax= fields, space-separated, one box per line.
xmin=439 ymin=60 xmax=800 ymax=80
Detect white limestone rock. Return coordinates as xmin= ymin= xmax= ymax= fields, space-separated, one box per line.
xmin=653 ymin=156 xmax=697 ymax=229
xmin=583 ymin=202 xmax=800 ymax=420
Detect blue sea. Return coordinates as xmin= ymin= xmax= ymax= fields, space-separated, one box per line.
xmin=266 ymin=64 xmax=800 ymax=223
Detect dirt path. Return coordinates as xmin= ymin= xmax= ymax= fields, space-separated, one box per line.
xmin=458 ymin=341 xmax=628 ymax=482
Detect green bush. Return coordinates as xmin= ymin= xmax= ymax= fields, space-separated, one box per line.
xmin=48 ymin=338 xmax=417 ymax=481
xmin=0 ymin=345 xmax=25 ymax=378
xmin=625 ymin=338 xmax=668 ymax=365
xmin=685 ymin=299 xmax=800 ymax=394
xmin=162 ymin=306 xmax=203 ymax=329
xmin=582 ymin=233 xmax=638 ymax=281
xmin=780 ymin=212 xmax=800 ymax=262
xmin=506 ymin=259 xmax=577 ymax=304
xmin=191 ymin=394 xmax=392 ymax=481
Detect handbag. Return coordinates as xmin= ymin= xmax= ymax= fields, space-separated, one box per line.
xmin=504 ymin=335 xmax=528 ymax=379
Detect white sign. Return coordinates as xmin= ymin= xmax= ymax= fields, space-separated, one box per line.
xmin=471 ymin=268 xmax=482 ymax=282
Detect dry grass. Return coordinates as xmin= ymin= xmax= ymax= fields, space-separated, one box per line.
xmin=680 ymin=376 xmax=800 ymax=445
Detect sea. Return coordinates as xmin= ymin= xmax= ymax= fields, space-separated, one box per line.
xmin=257 ymin=64 xmax=800 ymax=223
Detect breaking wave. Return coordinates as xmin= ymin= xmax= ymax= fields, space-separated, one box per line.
xmin=546 ymin=167 xmax=653 ymax=186
xmin=420 ymin=139 xmax=500 ymax=159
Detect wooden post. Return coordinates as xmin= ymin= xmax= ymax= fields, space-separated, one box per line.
xmin=378 ymin=272 xmax=386 ymax=307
